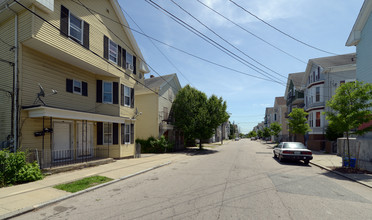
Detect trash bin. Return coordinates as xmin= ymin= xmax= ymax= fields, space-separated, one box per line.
xmin=343 ymin=157 xmax=356 ymax=168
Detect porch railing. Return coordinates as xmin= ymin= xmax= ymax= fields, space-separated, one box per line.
xmin=27 ymin=147 xmax=110 ymax=169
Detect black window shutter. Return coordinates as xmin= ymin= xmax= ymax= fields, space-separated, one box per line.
xmin=118 ymin=45 xmax=122 ymax=66
xmin=60 ymin=5 xmax=69 ymax=37
xmin=130 ymin=124 xmax=134 ymax=144
xmin=82 ymin=81 xmax=88 ymax=96
xmin=113 ymin=82 xmax=119 ymax=104
xmin=130 ymin=88 xmax=134 ymax=108
xmin=113 ymin=123 xmax=118 ymax=145
xmin=120 ymin=84 xmax=124 ymax=106
xmin=96 ymin=80 xmax=102 ymax=103
xmin=83 ymin=22 xmax=90 ymax=49
xmin=122 ymin=48 xmax=126 ymax=69
xmin=103 ymin=35 xmax=109 ymax=59
xmin=97 ymin=122 xmax=103 ymax=145
xmin=133 ymin=56 xmax=137 ymax=75
xmin=66 ymin=78 xmax=73 ymax=93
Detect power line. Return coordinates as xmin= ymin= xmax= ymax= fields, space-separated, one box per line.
xmin=12 ymin=0 xmax=172 ymax=104
xmin=120 ymin=6 xmax=193 ymax=87
xmin=195 ymin=0 xmax=307 ymax=64
xmin=74 ymin=0 xmax=178 ymax=102
xmin=145 ymin=0 xmax=286 ymax=86
xmin=228 ymin=0 xmax=337 ymax=55
xmin=68 ymin=0 xmax=286 ymax=85
xmin=170 ymin=0 xmax=287 ymax=80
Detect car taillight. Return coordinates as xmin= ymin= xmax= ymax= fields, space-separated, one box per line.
xmin=282 ymin=151 xmax=294 ymax=154
xmin=302 ymin=151 xmax=312 ymax=155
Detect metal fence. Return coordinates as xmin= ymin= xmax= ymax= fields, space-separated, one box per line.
xmin=27 ymin=147 xmax=110 ymax=169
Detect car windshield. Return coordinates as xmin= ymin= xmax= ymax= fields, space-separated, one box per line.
xmin=283 ymin=143 xmax=307 ymax=149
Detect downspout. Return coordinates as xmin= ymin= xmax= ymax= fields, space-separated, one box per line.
xmin=7 ymin=4 xmax=18 ymax=152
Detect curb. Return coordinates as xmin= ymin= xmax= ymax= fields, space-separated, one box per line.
xmin=1 ymin=161 xmax=171 ymax=220
xmin=309 ymin=161 xmax=372 ymax=189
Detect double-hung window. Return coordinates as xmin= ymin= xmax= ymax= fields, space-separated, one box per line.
xmin=73 ymin=80 xmax=82 ymax=94
xmin=316 ymin=87 xmax=320 ymax=102
xmin=316 ymin=112 xmax=321 ymax=127
xmin=124 ymin=86 xmax=130 ymax=106
xmin=103 ymin=122 xmax=112 ymax=144
xmin=126 ymin=52 xmax=134 ymax=71
xmin=103 ymin=81 xmax=113 ymax=103
xmin=309 ymin=112 xmax=313 ymax=128
xmin=69 ymin=13 xmax=83 ymax=43
xmin=125 ymin=124 xmax=130 ymax=143
xmin=109 ymin=40 xmax=118 ymax=63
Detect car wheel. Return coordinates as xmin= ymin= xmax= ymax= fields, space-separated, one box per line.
xmin=304 ymin=160 xmax=309 ymax=165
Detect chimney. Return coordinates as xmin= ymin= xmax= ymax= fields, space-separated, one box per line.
xmin=150 ymin=75 xmax=154 ymax=78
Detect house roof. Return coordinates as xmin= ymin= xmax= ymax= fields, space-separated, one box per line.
xmin=346 ymin=0 xmax=372 ymax=46
xmin=136 ymin=73 xmax=182 ymax=95
xmin=145 ymin=74 xmax=178 ymax=89
xmin=284 ymin=72 xmax=305 ymax=98
xmin=302 ymin=53 xmax=356 ymax=85
xmin=310 ymin=53 xmax=356 ymax=69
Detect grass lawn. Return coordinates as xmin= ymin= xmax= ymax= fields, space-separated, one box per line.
xmin=54 ymin=176 xmax=113 ymax=193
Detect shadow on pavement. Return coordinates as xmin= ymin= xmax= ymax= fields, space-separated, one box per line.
xmin=272 ymin=157 xmax=311 ymax=167
xmin=182 ymin=148 xmax=219 ymax=156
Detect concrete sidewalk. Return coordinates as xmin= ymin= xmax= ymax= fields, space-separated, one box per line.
xmin=0 ymin=153 xmax=188 ymax=219
xmin=260 ymin=140 xmax=372 ymax=189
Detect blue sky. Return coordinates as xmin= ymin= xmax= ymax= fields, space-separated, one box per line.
xmin=119 ymin=0 xmax=363 ymax=134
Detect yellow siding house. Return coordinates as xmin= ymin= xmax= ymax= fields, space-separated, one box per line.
xmin=135 ymin=74 xmax=184 ymax=150
xmin=0 ymin=0 xmax=149 ymax=168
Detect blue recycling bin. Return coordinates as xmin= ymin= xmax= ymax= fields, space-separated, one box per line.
xmin=343 ymin=157 xmax=356 ymax=168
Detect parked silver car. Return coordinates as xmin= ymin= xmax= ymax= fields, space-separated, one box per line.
xmin=273 ymin=142 xmax=313 ymax=164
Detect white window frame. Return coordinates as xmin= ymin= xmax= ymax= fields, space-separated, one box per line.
xmin=103 ymin=81 xmax=113 ymax=104
xmin=126 ymin=52 xmax=134 ymax=71
xmin=124 ymin=85 xmax=131 ymax=107
xmin=125 ymin=124 xmax=130 ymax=144
xmin=103 ymin=122 xmax=113 ymax=145
xmin=73 ymin=79 xmax=82 ymax=95
xmin=109 ymin=40 xmax=118 ymax=63
xmin=68 ymin=12 xmax=83 ymax=44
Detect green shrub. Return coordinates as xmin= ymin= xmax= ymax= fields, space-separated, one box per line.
xmin=136 ymin=136 xmax=173 ymax=153
xmin=0 ymin=150 xmax=43 ymax=187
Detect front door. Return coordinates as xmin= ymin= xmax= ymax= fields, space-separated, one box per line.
xmin=53 ymin=121 xmax=72 ymax=161
xmin=77 ymin=121 xmax=93 ymax=158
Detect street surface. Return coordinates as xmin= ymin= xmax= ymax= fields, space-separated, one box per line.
xmin=15 ymin=139 xmax=372 ymax=219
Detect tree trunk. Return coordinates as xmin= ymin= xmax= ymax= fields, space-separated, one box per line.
xmin=199 ymin=138 xmax=202 ymax=150
xmin=346 ymin=131 xmax=350 ymax=168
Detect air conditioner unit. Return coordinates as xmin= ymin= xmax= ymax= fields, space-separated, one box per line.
xmin=126 ymin=63 xmax=134 ymax=71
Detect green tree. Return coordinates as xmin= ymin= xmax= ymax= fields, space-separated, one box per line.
xmin=257 ymin=130 xmax=263 ymax=139
xmin=173 ymin=85 xmax=229 ymax=149
xmin=325 ymin=81 xmax=372 ymax=163
xmin=270 ymin=122 xmax=282 ymax=143
xmin=248 ymin=130 xmax=257 ymax=138
xmin=263 ymin=127 xmax=271 ymax=143
xmin=207 ymin=95 xmax=230 ymax=144
xmin=288 ymin=108 xmax=311 ymax=142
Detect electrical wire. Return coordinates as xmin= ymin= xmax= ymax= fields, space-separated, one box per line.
xmin=68 ymin=0 xmax=285 ymax=84
xmin=74 ymin=0 xmax=182 ymax=97
xmin=195 ymin=0 xmax=307 ymax=64
xmin=12 ymin=0 xmax=172 ymax=104
xmin=145 ymin=0 xmax=286 ymax=86
xmin=228 ymin=0 xmax=338 ymax=55
xmin=170 ymin=0 xmax=287 ymax=80
xmin=120 ymin=6 xmax=193 ymax=87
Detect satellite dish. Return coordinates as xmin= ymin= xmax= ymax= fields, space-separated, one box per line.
xmin=38 ymin=83 xmax=45 ymax=97
xmin=33 ymin=83 xmax=58 ymax=105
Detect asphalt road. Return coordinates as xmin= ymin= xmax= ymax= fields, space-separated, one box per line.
xmin=15 ymin=139 xmax=372 ymax=220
